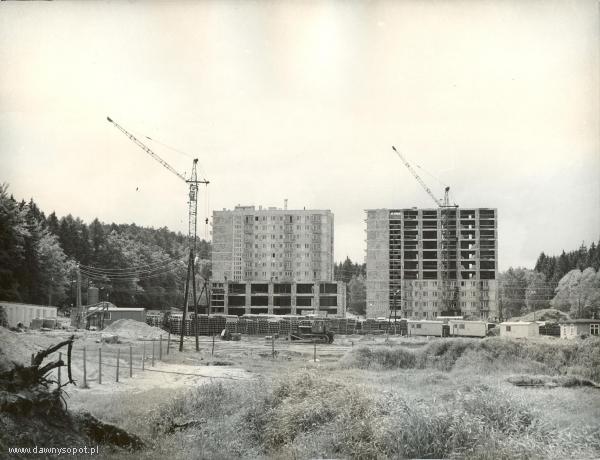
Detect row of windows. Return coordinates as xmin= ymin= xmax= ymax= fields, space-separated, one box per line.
xmin=242 ymin=215 xmax=324 ymax=223
xmin=244 ymin=271 xmax=320 ymax=278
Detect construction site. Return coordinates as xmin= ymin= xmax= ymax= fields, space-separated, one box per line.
xmin=2 ymin=2 xmax=599 ymax=459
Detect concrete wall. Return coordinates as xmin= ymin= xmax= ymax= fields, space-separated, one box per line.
xmin=0 ymin=302 xmax=57 ymax=328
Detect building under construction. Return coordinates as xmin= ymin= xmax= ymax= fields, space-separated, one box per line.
xmin=365 ymin=207 xmax=498 ymax=320
xmin=211 ymin=205 xmax=345 ymax=316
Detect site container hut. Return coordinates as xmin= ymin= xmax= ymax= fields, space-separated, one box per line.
xmin=559 ymin=319 xmax=600 ymax=339
xmin=448 ymin=320 xmax=487 ymax=338
xmin=407 ymin=320 xmax=444 ymax=337
xmin=499 ymin=321 xmax=539 ymax=338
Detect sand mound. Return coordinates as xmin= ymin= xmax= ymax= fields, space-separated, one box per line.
xmin=102 ymin=319 xmax=165 ymax=341
xmin=0 ymin=327 xmax=42 ymax=370
xmin=509 ymin=308 xmax=569 ymax=322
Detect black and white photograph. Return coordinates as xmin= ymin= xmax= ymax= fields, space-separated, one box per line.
xmin=0 ymin=1 xmax=599 ymax=458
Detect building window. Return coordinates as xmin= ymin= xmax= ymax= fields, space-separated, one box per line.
xmin=506 ymin=325 xmax=511 ymax=332
xmin=591 ymin=324 xmax=599 ymax=336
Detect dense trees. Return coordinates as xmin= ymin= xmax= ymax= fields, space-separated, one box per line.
xmin=0 ymin=185 xmax=71 ymax=305
xmin=0 ymin=184 xmax=210 ymax=311
xmin=334 ymin=257 xmax=366 ymax=315
xmin=499 ymin=240 xmax=600 ymax=319
xmin=551 ymin=268 xmax=600 ymax=319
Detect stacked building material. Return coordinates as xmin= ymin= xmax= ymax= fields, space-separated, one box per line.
xmin=225 ymin=316 xmax=239 ymax=334
xmin=257 ymin=317 xmax=270 ymax=335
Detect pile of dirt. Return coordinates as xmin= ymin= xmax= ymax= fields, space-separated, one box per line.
xmin=0 ymin=336 xmax=144 ymax=454
xmin=0 ymin=327 xmax=42 ymax=371
xmin=509 ymin=308 xmax=570 ymax=322
xmin=102 ymin=319 xmax=165 ymax=341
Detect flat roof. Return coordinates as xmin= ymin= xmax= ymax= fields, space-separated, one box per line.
xmin=500 ymin=321 xmax=537 ymax=326
xmin=559 ymin=319 xmax=600 ymax=324
xmin=0 ymin=301 xmax=57 ymax=309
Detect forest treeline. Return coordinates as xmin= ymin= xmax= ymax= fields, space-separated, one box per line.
xmin=0 ymin=184 xmax=209 ymax=310
xmin=1 ymin=183 xmax=598 ymax=317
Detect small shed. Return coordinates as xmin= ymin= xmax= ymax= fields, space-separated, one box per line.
xmin=499 ymin=321 xmax=539 ymax=338
xmin=559 ymin=319 xmax=600 ymax=339
xmin=0 ymin=301 xmax=58 ymax=328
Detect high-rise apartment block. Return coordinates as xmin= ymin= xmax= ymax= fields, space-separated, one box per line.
xmin=210 ymin=205 xmax=345 ymax=316
xmin=366 ymin=208 xmax=498 ymax=320
xmin=212 ymin=205 xmax=334 ymax=282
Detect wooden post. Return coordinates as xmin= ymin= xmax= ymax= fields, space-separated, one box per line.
xmin=129 ymin=345 xmax=133 ymax=378
xmin=58 ymin=352 xmax=62 ymax=387
xmin=98 ymin=347 xmax=102 ymax=384
xmin=159 ymin=335 xmax=163 ymax=360
xmin=313 ymin=341 xmax=316 ymax=362
xmin=31 ymin=353 xmax=34 ymax=365
xmin=142 ymin=342 xmax=145 ymax=371
xmin=271 ymin=335 xmax=275 ymax=359
xmin=167 ymin=329 xmax=171 ymax=355
xmin=116 ymin=348 xmax=120 ymax=382
xmin=211 ymin=333 xmax=215 ymax=357
xmin=152 ymin=340 xmax=155 ymax=367
xmin=83 ymin=346 xmax=87 ymax=387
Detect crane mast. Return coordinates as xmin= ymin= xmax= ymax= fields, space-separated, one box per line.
xmin=391 ymin=146 xmax=460 ymax=317
xmin=107 ymin=116 xmax=209 ymax=351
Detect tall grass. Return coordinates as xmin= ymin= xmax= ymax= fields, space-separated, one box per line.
xmin=135 ymin=368 xmax=599 ymax=460
xmin=340 ymin=336 xmax=600 ymax=382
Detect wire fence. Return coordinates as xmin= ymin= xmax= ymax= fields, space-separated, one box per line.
xmin=44 ymin=332 xmax=353 ymax=389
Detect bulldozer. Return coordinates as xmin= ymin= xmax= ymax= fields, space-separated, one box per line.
xmin=290 ymin=319 xmax=334 ymax=344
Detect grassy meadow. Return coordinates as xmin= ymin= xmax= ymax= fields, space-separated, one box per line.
xmin=73 ymin=336 xmax=600 ymax=459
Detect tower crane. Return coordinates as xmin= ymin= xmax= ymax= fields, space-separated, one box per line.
xmin=391 ymin=146 xmax=460 ymax=316
xmin=107 ymin=116 xmax=209 ymax=351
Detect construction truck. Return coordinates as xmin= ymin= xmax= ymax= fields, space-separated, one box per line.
xmin=291 ymin=319 xmax=334 ymax=344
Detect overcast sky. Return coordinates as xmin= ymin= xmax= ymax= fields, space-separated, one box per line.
xmin=1 ymin=1 xmax=598 ymax=270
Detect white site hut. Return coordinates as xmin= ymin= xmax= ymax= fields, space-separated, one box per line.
xmin=559 ymin=319 xmax=600 ymax=339
xmin=499 ymin=321 xmax=539 ymax=338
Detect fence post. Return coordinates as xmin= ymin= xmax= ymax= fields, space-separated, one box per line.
xmin=212 ymin=334 xmax=215 ymax=357
xmin=129 ymin=345 xmax=133 ymax=378
xmin=152 ymin=340 xmax=155 ymax=367
xmin=142 ymin=342 xmax=145 ymax=371
xmin=272 ymin=336 xmax=275 ymax=359
xmin=116 ymin=348 xmax=120 ymax=383
xmin=167 ymin=330 xmax=171 ymax=355
xmin=83 ymin=346 xmax=87 ymax=387
xmin=58 ymin=352 xmax=62 ymax=387
xmin=313 ymin=341 xmax=316 ymax=363
xmin=159 ymin=335 xmax=163 ymax=360
xmin=98 ymin=347 xmax=102 ymax=384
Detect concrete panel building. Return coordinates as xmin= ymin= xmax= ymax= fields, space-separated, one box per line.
xmin=212 ymin=205 xmax=334 ymax=283
xmin=365 ymin=207 xmax=498 ymax=320
xmin=211 ymin=205 xmax=345 ymax=316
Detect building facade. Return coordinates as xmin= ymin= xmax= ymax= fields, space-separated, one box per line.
xmin=365 ymin=207 xmax=498 ymax=320
xmin=212 ymin=205 xmax=335 ymax=283
xmin=211 ymin=205 xmax=344 ymax=316
xmin=210 ymin=280 xmax=346 ymax=317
